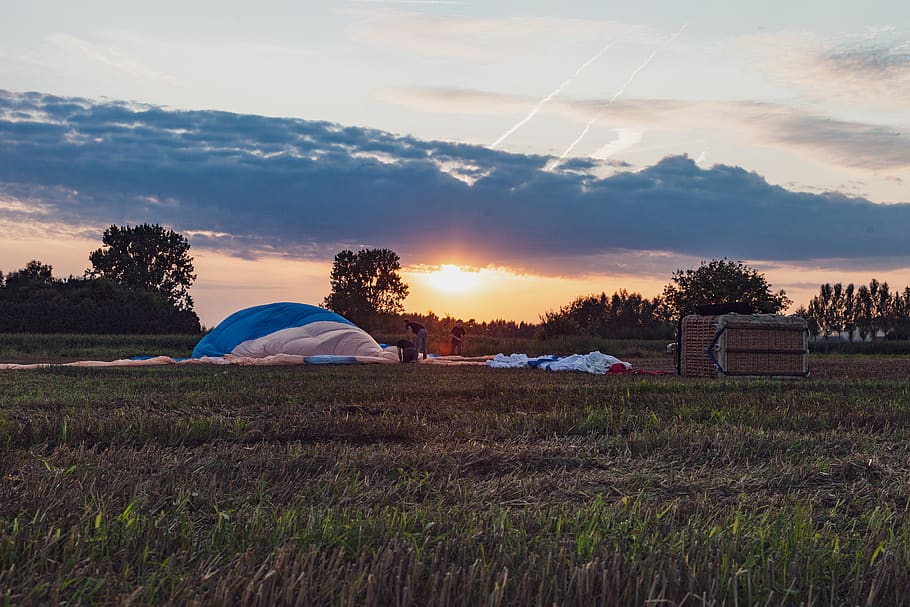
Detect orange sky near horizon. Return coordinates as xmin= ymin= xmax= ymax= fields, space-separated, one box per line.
xmin=3 ymin=232 xmax=910 ymax=329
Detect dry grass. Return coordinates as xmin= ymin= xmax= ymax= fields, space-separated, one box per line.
xmin=1 ymin=353 xmax=910 ymax=605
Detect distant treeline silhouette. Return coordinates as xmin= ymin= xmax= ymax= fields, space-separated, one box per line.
xmin=0 ymin=261 xmax=201 ymax=334
xmin=371 ymin=290 xmax=675 ymax=342
xmin=796 ymin=279 xmax=910 ymax=341
xmin=540 ymin=290 xmax=674 ymax=340
xmin=371 ymin=311 xmax=539 ymax=340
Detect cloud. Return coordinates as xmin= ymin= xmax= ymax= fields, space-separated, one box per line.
xmin=377 ymin=86 xmax=534 ymax=114
xmin=743 ymin=32 xmax=910 ymax=109
xmin=44 ymin=34 xmax=179 ymax=84
xmin=765 ymin=114 xmax=910 ymax=171
xmin=812 ymin=44 xmax=910 ymax=105
xmin=1 ymin=90 xmax=909 ymax=279
xmin=379 ymin=86 xmax=910 ymax=173
xmin=592 ymin=128 xmax=643 ymax=160
xmin=344 ymin=10 xmax=652 ymax=61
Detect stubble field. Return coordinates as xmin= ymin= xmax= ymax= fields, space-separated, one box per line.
xmin=1 ymin=341 xmax=910 ymax=606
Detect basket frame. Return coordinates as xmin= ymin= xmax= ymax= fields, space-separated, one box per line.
xmin=678 ymin=313 xmax=809 ymax=378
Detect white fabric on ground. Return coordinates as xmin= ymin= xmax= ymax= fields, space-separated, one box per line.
xmin=486 ymin=351 xmax=632 ymax=374
xmin=487 ymin=353 xmax=532 ymax=368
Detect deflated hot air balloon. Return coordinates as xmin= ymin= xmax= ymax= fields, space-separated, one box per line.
xmin=192 ymin=302 xmax=392 ymax=362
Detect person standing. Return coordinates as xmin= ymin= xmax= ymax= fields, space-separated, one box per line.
xmin=403 ymin=319 xmax=428 ymax=360
xmin=450 ymin=320 xmax=466 ymax=355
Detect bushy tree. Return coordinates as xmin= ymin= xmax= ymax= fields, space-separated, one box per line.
xmin=323 ymin=248 xmax=409 ymax=330
xmin=87 ymin=224 xmax=197 ymax=311
xmin=661 ymin=258 xmax=790 ymax=319
xmin=3 ymin=260 xmax=55 ymax=288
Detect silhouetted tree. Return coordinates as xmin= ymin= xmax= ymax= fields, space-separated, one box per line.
xmin=873 ymin=280 xmax=892 ymax=337
xmin=842 ymin=283 xmax=856 ymax=341
xmin=323 ymin=248 xmax=409 ymax=330
xmin=830 ymin=283 xmax=846 ymax=336
xmin=856 ymin=284 xmax=873 ymax=341
xmin=661 ymin=259 xmax=790 ymax=319
xmin=87 ymin=224 xmax=197 ymax=311
xmin=809 ymin=284 xmax=834 ymax=341
xmin=3 ymin=260 xmax=56 ymax=288
xmin=794 ymin=305 xmax=819 ymax=339
xmin=892 ymin=287 xmax=910 ymax=339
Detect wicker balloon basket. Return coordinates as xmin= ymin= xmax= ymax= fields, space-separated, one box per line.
xmin=678 ymin=314 xmax=809 ymax=378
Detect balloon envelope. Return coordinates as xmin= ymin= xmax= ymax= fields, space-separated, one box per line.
xmin=192 ymin=302 xmax=384 ymax=359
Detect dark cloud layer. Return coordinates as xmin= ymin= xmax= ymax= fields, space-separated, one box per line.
xmin=2 ymin=90 xmax=909 ymax=274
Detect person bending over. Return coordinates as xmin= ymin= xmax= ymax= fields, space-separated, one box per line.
xmin=403 ymin=319 xmax=428 ymax=360
xmin=396 ymin=339 xmax=419 ymax=363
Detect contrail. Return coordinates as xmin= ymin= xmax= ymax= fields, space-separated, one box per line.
xmin=546 ymin=24 xmax=687 ymax=172
xmin=489 ymin=40 xmax=617 ymax=150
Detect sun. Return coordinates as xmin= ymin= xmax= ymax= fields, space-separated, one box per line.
xmin=425 ymin=264 xmax=480 ymax=293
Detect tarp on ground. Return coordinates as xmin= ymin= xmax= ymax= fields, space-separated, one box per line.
xmin=487 ymin=351 xmax=632 ymax=374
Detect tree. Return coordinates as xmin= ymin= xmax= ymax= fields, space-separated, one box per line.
xmin=873 ymin=280 xmax=892 ymax=337
xmin=842 ymin=283 xmax=856 ymax=341
xmin=86 ymin=224 xmax=197 ymax=311
xmin=829 ymin=282 xmax=846 ymax=336
xmin=794 ymin=305 xmax=819 ymax=339
xmin=4 ymin=260 xmax=55 ymax=288
xmin=856 ymin=284 xmax=873 ymax=341
xmin=892 ymin=287 xmax=910 ymax=339
xmin=661 ymin=258 xmax=790 ymax=319
xmin=808 ymin=283 xmax=834 ymax=341
xmin=323 ymin=248 xmax=409 ymax=330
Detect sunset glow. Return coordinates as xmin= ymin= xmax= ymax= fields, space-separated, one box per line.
xmin=423 ymin=264 xmax=480 ymax=293
xmin=2 ymin=3 xmax=909 ymax=331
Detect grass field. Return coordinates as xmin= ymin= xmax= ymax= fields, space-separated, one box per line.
xmin=2 ymin=338 xmax=910 ymax=605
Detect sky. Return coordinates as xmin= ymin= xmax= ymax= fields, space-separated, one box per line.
xmin=1 ymin=1 xmax=909 ymax=328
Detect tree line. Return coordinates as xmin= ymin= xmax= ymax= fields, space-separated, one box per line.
xmin=8 ymin=225 xmax=907 ymax=343
xmin=539 ymin=290 xmax=671 ymax=339
xmin=796 ymin=279 xmax=910 ymax=341
xmin=0 ymin=225 xmax=201 ymax=334
xmin=324 ymin=254 xmax=791 ymax=341
xmin=532 ymin=261 xmax=791 ymax=340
